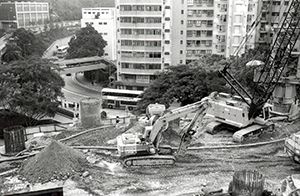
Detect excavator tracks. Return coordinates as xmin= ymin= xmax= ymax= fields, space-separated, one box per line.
xmin=232 ymin=123 xmax=274 ymax=142
xmin=122 ymin=155 xmax=176 ymax=168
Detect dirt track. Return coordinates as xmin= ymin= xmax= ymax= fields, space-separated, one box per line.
xmin=54 ymin=119 xmax=300 ymax=195
xmin=1 ymin=120 xmax=300 ymax=195
xmin=73 ymin=140 xmax=296 ymax=196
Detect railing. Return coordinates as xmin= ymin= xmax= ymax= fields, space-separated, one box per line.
xmin=24 ymin=123 xmax=72 ymax=140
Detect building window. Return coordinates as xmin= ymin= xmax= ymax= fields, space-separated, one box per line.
xmin=104 ymin=22 xmax=107 ymax=25
xmin=165 ymin=52 xmax=170 ymax=55
xmin=180 ymin=40 xmax=183 ymax=44
xmin=165 ymin=17 xmax=170 ymax=21
xmin=165 ymin=6 xmax=170 ymax=9
xmin=180 ymin=50 xmax=183 ymax=54
xmin=120 ymin=17 xmax=132 ymax=23
xmin=181 ymin=10 xmax=184 ymax=14
xmin=165 ymin=29 xmax=170 ymax=33
xmin=132 ymin=5 xmax=143 ymax=11
xmin=165 ymin=40 xmax=170 ymax=44
xmin=181 ymin=20 xmax=184 ymax=24
xmin=187 ymin=30 xmax=193 ymax=37
xmin=120 ymin=5 xmax=132 ymax=11
xmin=181 ymin=30 xmax=183 ymax=35
xmin=99 ymin=22 xmax=102 ymax=25
xmin=206 ymin=30 xmax=213 ymax=37
xmin=272 ymin=1 xmax=280 ymax=5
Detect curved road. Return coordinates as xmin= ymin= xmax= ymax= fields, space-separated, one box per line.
xmin=61 ymin=73 xmax=128 ymax=119
xmin=61 ymin=74 xmax=101 ymax=103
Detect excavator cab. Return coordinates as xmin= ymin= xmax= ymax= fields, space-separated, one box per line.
xmin=146 ymin=103 xmax=166 ymax=118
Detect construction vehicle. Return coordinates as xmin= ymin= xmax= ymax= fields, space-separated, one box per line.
xmin=205 ymin=0 xmax=300 ymax=142
xmin=284 ymin=131 xmax=300 ymax=163
xmin=280 ymin=174 xmax=300 ymax=196
xmin=117 ymin=0 xmax=300 ymax=167
xmin=116 ymin=92 xmax=216 ymax=167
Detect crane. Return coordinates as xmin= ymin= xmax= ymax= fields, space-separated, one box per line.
xmin=206 ymin=0 xmax=300 ymax=142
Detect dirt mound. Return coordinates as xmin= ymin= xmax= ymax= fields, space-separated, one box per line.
xmin=19 ymin=140 xmax=86 ymax=183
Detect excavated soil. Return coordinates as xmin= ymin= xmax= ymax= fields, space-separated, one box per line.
xmin=2 ymin=119 xmax=300 ymax=195
xmin=19 ymin=140 xmax=87 ymax=183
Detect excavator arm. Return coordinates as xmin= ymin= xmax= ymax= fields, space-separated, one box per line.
xmin=148 ymin=92 xmax=217 ymax=150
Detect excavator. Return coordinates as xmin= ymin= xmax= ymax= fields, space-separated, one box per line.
xmin=205 ymin=0 xmax=300 ymax=142
xmin=117 ymin=0 xmax=300 ymax=167
xmin=116 ymin=92 xmax=216 ymax=167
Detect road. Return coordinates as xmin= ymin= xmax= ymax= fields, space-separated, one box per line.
xmin=43 ymin=35 xmax=74 ymax=59
xmin=60 ymin=73 xmax=128 ymax=119
xmin=61 ymin=74 xmax=101 ymax=103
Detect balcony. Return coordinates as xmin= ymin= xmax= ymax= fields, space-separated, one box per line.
xmin=258 ymin=37 xmax=266 ymax=43
xmin=120 ymin=11 xmax=162 ymax=16
xmin=120 ymin=68 xmax=160 ymax=74
xmin=119 ymin=22 xmax=161 ymax=28
xmin=260 ymin=27 xmax=267 ymax=32
xmin=120 ymin=46 xmax=161 ymax=51
xmin=121 ymin=57 xmax=162 ymax=62
xmin=120 ymin=34 xmax=161 ymax=39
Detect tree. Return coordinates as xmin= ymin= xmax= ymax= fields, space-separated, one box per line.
xmin=0 ymin=56 xmax=65 ymax=126
xmin=6 ymin=28 xmax=47 ymax=59
xmin=66 ymin=25 xmax=107 ymax=59
xmin=136 ymin=65 xmax=229 ymax=113
xmin=1 ymin=43 xmax=23 ymax=63
xmin=10 ymin=28 xmax=36 ymax=58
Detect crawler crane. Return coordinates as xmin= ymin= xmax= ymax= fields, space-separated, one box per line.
xmin=206 ymin=0 xmax=300 ymax=142
xmin=117 ymin=92 xmax=216 ymax=167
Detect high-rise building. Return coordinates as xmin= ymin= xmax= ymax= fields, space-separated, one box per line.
xmin=83 ymin=0 xmax=290 ymax=90
xmin=81 ymin=2 xmax=116 ymax=60
xmin=0 ymin=1 xmax=49 ymax=30
xmin=115 ymin=0 xmax=168 ymax=90
xmin=257 ymin=0 xmax=291 ymax=46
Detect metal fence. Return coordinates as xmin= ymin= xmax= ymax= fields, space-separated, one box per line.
xmin=24 ymin=123 xmax=71 ymax=140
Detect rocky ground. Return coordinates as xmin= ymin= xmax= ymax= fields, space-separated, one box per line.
xmin=0 ymin=117 xmax=300 ymax=196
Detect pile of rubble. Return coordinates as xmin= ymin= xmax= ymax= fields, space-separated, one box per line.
xmin=19 ymin=140 xmax=86 ymax=183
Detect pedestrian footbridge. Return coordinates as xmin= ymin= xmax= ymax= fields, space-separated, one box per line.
xmin=53 ymin=56 xmax=115 ymax=74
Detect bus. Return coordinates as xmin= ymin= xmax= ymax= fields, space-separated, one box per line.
xmin=101 ymin=88 xmax=143 ymax=111
xmin=56 ymin=45 xmax=69 ymax=58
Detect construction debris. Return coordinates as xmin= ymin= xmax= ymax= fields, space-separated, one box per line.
xmin=19 ymin=140 xmax=86 ymax=183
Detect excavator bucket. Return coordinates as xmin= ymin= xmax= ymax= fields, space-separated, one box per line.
xmin=177 ymin=129 xmax=196 ymax=155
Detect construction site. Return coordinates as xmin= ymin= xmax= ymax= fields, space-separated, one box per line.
xmin=0 ymin=108 xmax=300 ymax=196
xmin=2 ymin=0 xmax=300 ymax=196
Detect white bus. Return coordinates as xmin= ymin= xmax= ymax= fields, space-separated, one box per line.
xmin=101 ymin=88 xmax=143 ymax=111
xmin=56 ymin=45 xmax=69 ymax=58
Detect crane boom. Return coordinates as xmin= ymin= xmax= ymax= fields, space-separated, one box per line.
xmin=220 ymin=0 xmax=300 ymax=119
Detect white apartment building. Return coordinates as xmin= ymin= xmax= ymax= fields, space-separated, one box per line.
xmin=225 ymin=0 xmax=259 ymax=56
xmin=81 ymin=7 xmax=116 ymax=60
xmin=83 ymin=0 xmax=283 ymax=90
xmin=116 ymin=0 xmax=172 ymax=90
